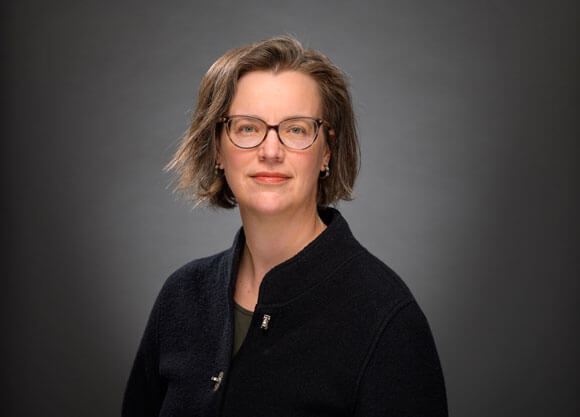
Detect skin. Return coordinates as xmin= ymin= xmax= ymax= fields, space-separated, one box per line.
xmin=216 ymin=70 xmax=331 ymax=311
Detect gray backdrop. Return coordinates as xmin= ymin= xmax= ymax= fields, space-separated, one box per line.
xmin=3 ymin=0 xmax=579 ymax=416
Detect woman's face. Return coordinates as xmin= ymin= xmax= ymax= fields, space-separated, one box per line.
xmin=217 ymin=70 xmax=330 ymax=217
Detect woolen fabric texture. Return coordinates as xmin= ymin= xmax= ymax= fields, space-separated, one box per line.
xmin=122 ymin=207 xmax=448 ymax=416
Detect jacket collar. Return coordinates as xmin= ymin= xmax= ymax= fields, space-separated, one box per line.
xmin=224 ymin=207 xmax=365 ymax=307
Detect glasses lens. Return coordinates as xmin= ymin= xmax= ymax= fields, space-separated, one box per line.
xmin=279 ymin=118 xmax=318 ymax=149
xmin=228 ymin=117 xmax=266 ymax=148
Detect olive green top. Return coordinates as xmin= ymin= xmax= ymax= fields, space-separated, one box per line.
xmin=233 ymin=302 xmax=254 ymax=357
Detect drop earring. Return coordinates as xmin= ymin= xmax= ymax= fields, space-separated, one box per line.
xmin=320 ymin=164 xmax=330 ymax=179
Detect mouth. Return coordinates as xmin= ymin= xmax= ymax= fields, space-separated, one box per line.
xmin=251 ymin=172 xmax=290 ymax=184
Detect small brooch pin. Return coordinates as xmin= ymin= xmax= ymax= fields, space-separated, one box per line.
xmin=210 ymin=371 xmax=224 ymax=391
xmin=260 ymin=314 xmax=271 ymax=331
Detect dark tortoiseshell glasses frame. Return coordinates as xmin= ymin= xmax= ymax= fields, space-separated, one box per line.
xmin=218 ymin=115 xmax=334 ymax=150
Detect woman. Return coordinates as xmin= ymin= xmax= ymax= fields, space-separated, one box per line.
xmin=123 ymin=36 xmax=447 ymax=417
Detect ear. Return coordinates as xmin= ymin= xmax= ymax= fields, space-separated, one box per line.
xmin=322 ymin=127 xmax=335 ymax=168
xmin=321 ymin=140 xmax=331 ymax=171
xmin=216 ymin=151 xmax=224 ymax=169
xmin=215 ymin=135 xmax=224 ymax=169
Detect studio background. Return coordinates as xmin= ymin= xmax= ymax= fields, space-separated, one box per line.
xmin=3 ymin=0 xmax=579 ymax=416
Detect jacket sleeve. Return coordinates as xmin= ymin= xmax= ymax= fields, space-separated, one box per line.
xmin=353 ymin=300 xmax=448 ymax=416
xmin=122 ymin=292 xmax=167 ymax=417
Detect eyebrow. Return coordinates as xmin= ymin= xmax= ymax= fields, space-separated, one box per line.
xmin=227 ymin=114 xmax=322 ymax=122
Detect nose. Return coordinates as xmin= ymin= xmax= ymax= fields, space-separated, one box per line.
xmin=257 ymin=126 xmax=284 ymax=161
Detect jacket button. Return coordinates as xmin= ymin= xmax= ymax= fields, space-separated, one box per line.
xmin=210 ymin=371 xmax=224 ymax=391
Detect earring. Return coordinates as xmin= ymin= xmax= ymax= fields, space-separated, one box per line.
xmin=214 ymin=163 xmax=221 ymax=175
xmin=320 ymin=164 xmax=330 ymax=179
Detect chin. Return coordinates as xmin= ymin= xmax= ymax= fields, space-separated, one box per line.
xmin=249 ymin=200 xmax=291 ymax=216
xmin=239 ymin=193 xmax=295 ymax=216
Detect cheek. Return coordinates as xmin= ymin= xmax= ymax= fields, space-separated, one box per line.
xmin=219 ymin=136 xmax=239 ymax=170
xmin=309 ymin=143 xmax=327 ymax=171
xmin=220 ymin=147 xmax=252 ymax=192
xmin=296 ymin=153 xmax=324 ymax=186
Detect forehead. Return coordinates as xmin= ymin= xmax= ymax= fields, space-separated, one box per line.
xmin=229 ymin=70 xmax=322 ymax=120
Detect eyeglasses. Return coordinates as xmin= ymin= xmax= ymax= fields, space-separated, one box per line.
xmin=218 ymin=115 xmax=333 ymax=150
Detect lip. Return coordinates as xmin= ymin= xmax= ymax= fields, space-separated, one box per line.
xmin=251 ymin=172 xmax=290 ymax=184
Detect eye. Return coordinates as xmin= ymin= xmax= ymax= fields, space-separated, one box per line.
xmin=232 ymin=121 xmax=262 ymax=135
xmin=289 ymin=126 xmax=306 ymax=135
xmin=284 ymin=123 xmax=310 ymax=136
xmin=241 ymin=125 xmax=257 ymax=133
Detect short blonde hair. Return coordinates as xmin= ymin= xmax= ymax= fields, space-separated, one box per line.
xmin=166 ymin=36 xmax=360 ymax=208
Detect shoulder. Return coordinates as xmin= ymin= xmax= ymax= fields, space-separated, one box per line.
xmin=338 ymin=246 xmax=414 ymax=305
xmin=156 ymin=248 xmax=232 ymax=305
xmin=319 ymin=208 xmax=415 ymax=307
xmin=317 ymin=242 xmax=426 ymax=336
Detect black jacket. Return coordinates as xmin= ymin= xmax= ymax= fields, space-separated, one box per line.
xmin=123 ymin=208 xmax=447 ymax=416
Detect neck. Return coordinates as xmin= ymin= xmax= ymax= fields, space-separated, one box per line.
xmin=237 ymin=205 xmax=327 ymax=291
